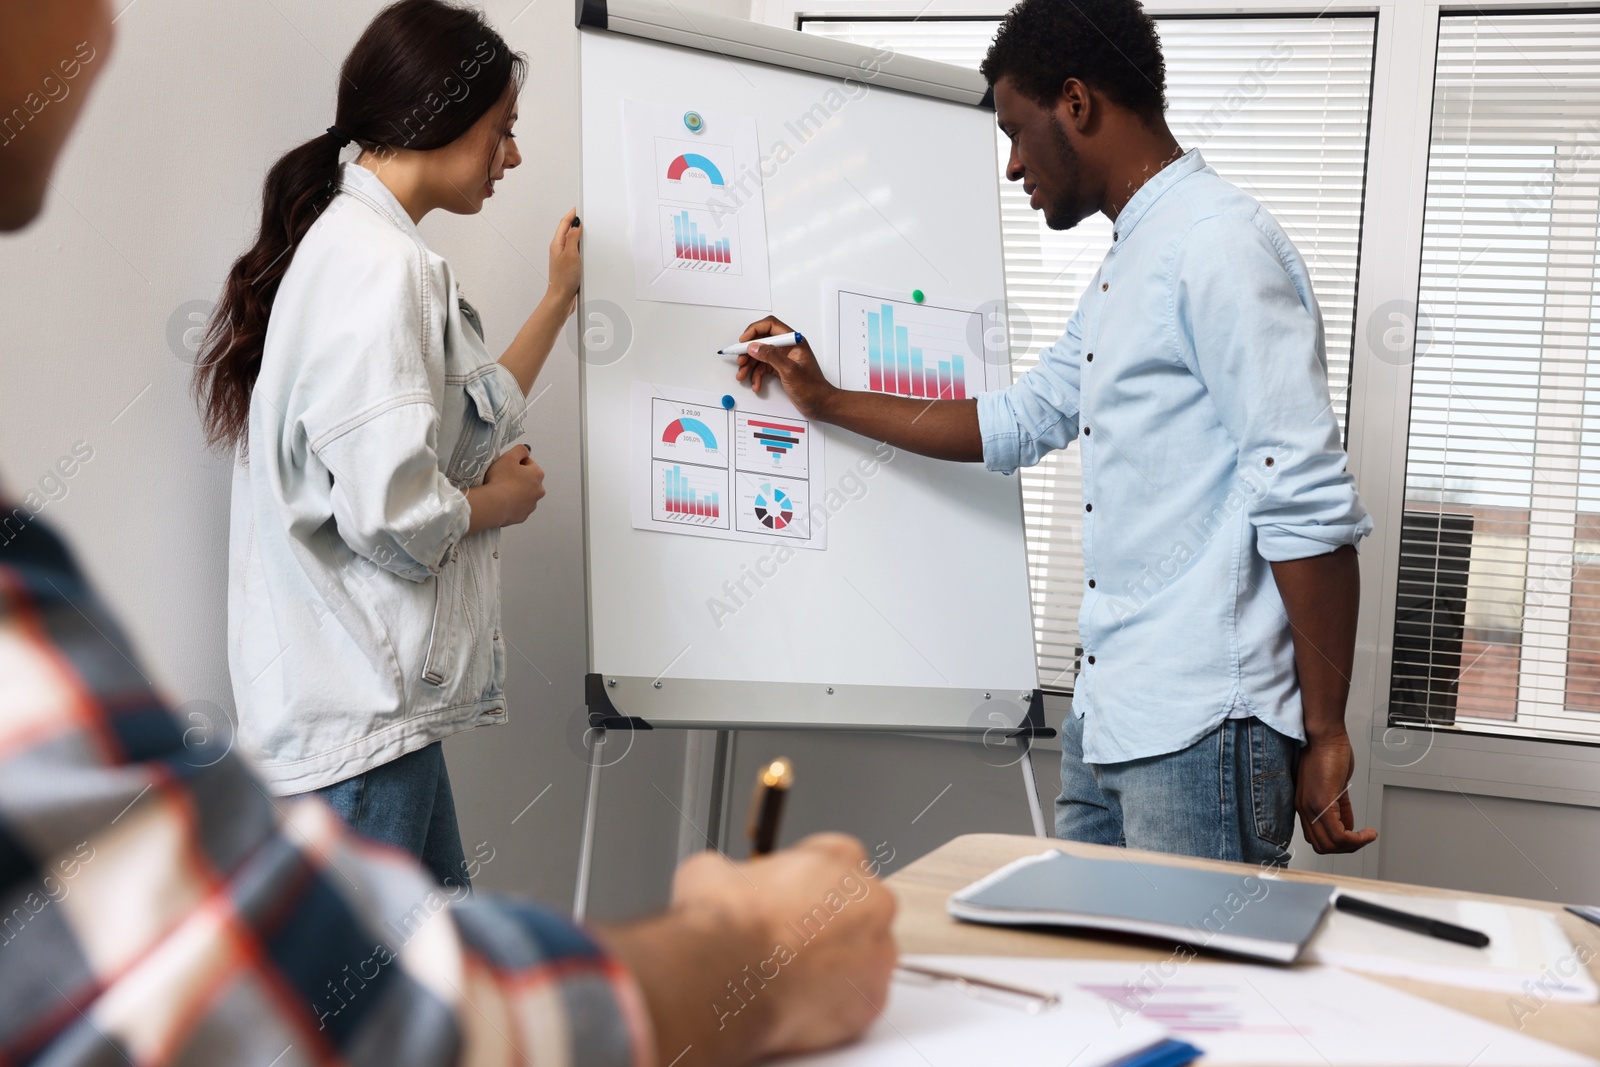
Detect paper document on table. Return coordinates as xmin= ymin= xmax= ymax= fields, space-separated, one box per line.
xmin=777 ymin=956 xmax=1197 ymax=1067
xmin=1306 ymin=889 xmax=1599 ymax=1002
xmin=1057 ymin=958 xmax=1595 ymax=1066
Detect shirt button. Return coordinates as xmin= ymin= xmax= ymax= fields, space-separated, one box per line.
xmin=494 ymin=629 xmax=501 ymax=641
xmin=1101 ymin=283 xmax=1109 ymax=292
xmin=1088 ymin=579 xmax=1096 ymax=589
xmin=1083 ymin=426 xmax=1090 ymax=435
xmin=493 ymin=550 xmax=499 ymax=559
xmin=1086 ymin=353 xmax=1094 ymax=362
xmin=1113 ymin=232 xmax=1119 ymax=241
xmin=1087 ymin=655 xmax=1096 ymax=665
xmin=1085 ymin=503 xmax=1093 ymax=513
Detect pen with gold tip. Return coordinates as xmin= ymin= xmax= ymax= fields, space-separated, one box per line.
xmin=746 ymin=757 xmax=794 ymax=856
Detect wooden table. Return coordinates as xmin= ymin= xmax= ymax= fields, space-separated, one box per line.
xmin=887 ymin=834 xmax=1600 ymax=1061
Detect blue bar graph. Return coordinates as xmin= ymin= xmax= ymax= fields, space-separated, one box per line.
xmin=859 ymin=300 xmax=970 ymax=400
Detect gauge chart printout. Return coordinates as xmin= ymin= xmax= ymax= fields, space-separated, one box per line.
xmin=631 ymin=383 xmax=825 ymax=549
xmin=622 ymin=101 xmax=772 ymax=309
xmin=831 ymin=285 xmax=1009 ymax=399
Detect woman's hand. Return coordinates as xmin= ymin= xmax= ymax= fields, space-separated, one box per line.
xmin=547 ymin=208 xmax=582 ymax=315
xmin=465 ymin=445 xmax=545 ymax=534
xmin=498 ymin=212 xmax=583 ymax=396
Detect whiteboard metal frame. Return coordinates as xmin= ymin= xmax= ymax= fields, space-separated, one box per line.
xmin=576 ymin=0 xmax=993 ymax=106
xmin=586 ymin=673 xmax=1047 ymax=733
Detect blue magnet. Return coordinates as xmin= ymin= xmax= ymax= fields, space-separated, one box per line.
xmin=721 ymin=394 xmax=736 ymax=409
xmin=684 ymin=111 xmax=705 ymax=133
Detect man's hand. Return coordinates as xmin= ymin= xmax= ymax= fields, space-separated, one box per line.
xmin=1295 ymin=732 xmax=1378 ymax=854
xmin=598 ymin=833 xmax=897 ymax=1067
xmin=674 ymin=833 xmax=897 ymax=1059
xmin=1271 ymin=545 xmax=1376 ymax=855
xmin=735 ymin=315 xmax=837 ymax=420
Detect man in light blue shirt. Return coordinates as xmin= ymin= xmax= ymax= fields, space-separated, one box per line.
xmin=735 ymin=0 xmax=1378 ymax=862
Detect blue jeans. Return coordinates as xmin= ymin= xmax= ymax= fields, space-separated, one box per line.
xmin=1056 ymin=713 xmax=1298 ymax=865
xmin=298 ymin=742 xmax=471 ymax=889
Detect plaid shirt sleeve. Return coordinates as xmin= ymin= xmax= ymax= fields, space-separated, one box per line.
xmin=0 ymin=513 xmax=654 ymax=1067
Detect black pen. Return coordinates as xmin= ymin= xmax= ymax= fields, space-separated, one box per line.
xmin=1335 ymin=893 xmax=1491 ymax=948
xmin=746 ymin=757 xmax=793 ymax=856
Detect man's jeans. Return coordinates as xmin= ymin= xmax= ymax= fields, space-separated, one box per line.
xmin=298 ymin=741 xmax=470 ymax=889
xmin=1057 ymin=712 xmax=1298 ymax=865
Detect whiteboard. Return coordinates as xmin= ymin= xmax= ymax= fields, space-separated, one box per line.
xmin=578 ymin=28 xmax=1038 ymax=731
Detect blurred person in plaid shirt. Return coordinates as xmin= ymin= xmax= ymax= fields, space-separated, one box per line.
xmin=0 ymin=3 xmax=897 ymax=1065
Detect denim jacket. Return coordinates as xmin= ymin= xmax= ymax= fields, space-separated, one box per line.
xmin=229 ymin=162 xmax=527 ymax=794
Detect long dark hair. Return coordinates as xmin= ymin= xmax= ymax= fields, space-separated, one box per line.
xmin=195 ymin=0 xmax=525 ymax=453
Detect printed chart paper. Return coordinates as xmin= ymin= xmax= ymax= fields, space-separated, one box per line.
xmin=631 ymin=383 xmax=825 ymax=550
xmin=622 ymin=101 xmax=772 ymax=310
xmin=827 ymin=283 xmax=1010 ymax=400
xmin=786 ymin=957 xmax=1596 ymax=1067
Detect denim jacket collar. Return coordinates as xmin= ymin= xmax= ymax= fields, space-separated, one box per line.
xmin=338 ymin=161 xmax=421 ymax=239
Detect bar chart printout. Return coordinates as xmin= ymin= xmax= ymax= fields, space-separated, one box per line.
xmin=622 ymin=101 xmax=769 ymax=308
xmin=651 ymin=461 xmax=729 ymax=529
xmin=659 ymin=207 xmax=739 ymax=274
xmin=632 ymin=383 xmax=825 ymax=549
xmin=836 ymin=289 xmax=988 ymax=401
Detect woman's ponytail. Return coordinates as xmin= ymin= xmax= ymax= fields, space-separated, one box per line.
xmin=194 ymin=130 xmax=345 ymax=452
xmin=194 ymin=0 xmax=525 ymax=454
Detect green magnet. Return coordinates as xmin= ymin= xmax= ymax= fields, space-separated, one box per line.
xmin=912 ymin=289 xmax=925 ymax=303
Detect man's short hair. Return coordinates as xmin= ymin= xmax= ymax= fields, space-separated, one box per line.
xmin=980 ymin=0 xmax=1167 ymax=118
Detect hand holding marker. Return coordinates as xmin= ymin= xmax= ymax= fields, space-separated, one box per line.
xmin=719 ymin=331 xmax=803 ymax=360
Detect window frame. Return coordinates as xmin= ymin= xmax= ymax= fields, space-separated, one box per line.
xmin=762 ymin=0 xmax=1600 ymax=882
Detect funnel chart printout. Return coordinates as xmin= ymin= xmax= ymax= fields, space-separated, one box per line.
xmin=622 ymin=101 xmax=771 ymax=309
xmin=632 ymin=383 xmax=825 ymax=549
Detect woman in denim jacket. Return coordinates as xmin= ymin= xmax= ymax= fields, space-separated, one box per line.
xmin=195 ymin=0 xmax=577 ymax=888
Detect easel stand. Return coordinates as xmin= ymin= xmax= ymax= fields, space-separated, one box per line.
xmin=572 ymin=676 xmax=1055 ymax=920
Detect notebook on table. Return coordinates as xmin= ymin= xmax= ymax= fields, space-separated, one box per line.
xmin=947 ymin=849 xmax=1336 ymax=963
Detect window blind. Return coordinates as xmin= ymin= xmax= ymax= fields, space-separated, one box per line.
xmin=1396 ymin=12 xmax=1600 ymax=741
xmin=803 ymin=16 xmax=1376 ymax=690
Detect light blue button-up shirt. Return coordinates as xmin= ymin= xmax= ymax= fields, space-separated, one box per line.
xmin=977 ymin=150 xmax=1372 ymax=765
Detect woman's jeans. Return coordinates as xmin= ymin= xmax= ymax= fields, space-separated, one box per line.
xmin=298 ymin=742 xmax=470 ymax=889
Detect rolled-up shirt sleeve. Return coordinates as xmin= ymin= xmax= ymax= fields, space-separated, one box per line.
xmin=1172 ymin=212 xmax=1372 ymax=562
xmin=483 ymin=362 xmax=530 ymax=448
xmin=976 ymin=303 xmax=1085 ymax=475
